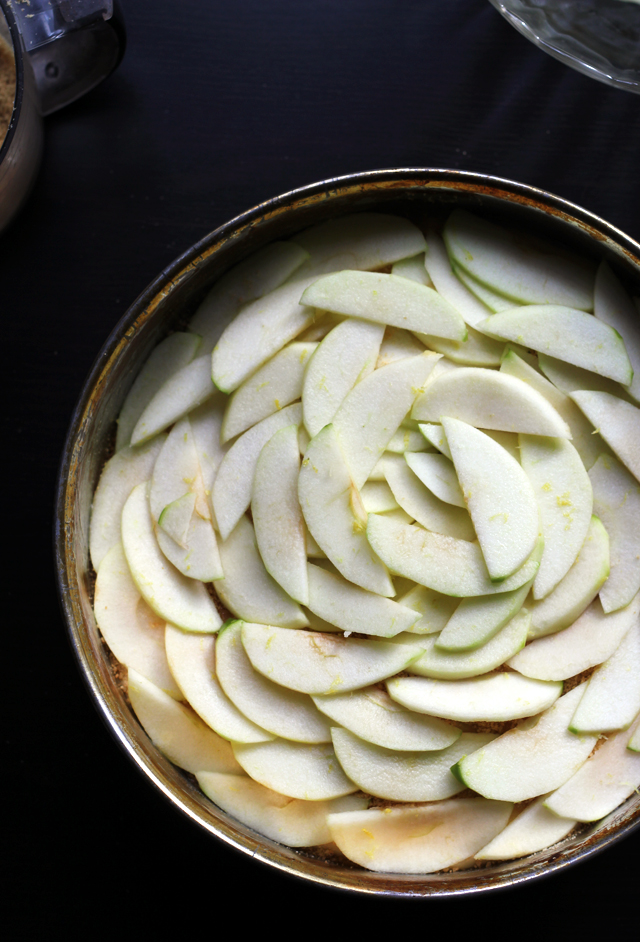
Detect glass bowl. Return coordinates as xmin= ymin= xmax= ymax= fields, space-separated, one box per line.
xmin=55 ymin=168 xmax=640 ymax=897
xmin=489 ymin=0 xmax=640 ymax=93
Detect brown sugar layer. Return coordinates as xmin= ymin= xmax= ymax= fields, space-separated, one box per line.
xmin=0 ymin=35 xmax=15 ymax=147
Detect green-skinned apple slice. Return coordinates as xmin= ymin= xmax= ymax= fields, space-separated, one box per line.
xmin=436 ymin=581 xmax=531 ymax=651
xmin=443 ymin=209 xmax=594 ymax=310
xmin=302 ymin=318 xmax=384 ymax=438
xmin=131 ymin=355 xmax=216 ymax=446
xmin=628 ymin=724 xmax=640 ymax=752
xmin=404 ymin=451 xmax=465 ymax=507
xmin=121 ymin=484 xmax=221 ymax=633
xmin=215 ymin=621 xmax=331 ymax=743
xmin=188 ymin=394 xmax=229 ymax=526
xmin=252 ymin=425 xmax=308 ymax=605
xmin=453 ymin=684 xmax=596 ymax=802
xmin=305 ymin=563 xmax=419 ymax=638
xmin=538 ymin=351 xmax=634 ymax=403
xmin=158 ymin=492 xmax=196 ymax=547
xmin=331 ymin=352 xmax=442 ymax=489
xmin=94 ymin=543 xmax=181 ymax=698
xmin=474 ymin=795 xmax=577 ymax=860
xmin=155 ymin=514 xmax=223 ymax=582
xmin=569 ymin=621 xmax=640 ymax=733
xmin=298 ymin=424 xmax=394 ymax=596
xmin=411 ymin=368 xmax=571 ymax=437
xmin=376 ymin=326 xmax=427 ymax=368
xmin=451 ymin=261 xmax=518 ymax=312
xmin=196 ymin=772 xmax=367 ymax=847
xmin=501 ymin=348 xmax=606 ymax=469
xmin=508 ymin=592 xmax=640 ymax=681
xmin=416 ymin=325 xmax=505 ymax=367
xmin=544 ymin=714 xmax=640 ymax=822
xmin=330 ymin=728 xmax=493 ymax=801
xmin=595 ymin=260 xmax=640 ymax=402
xmin=127 ymin=668 xmax=242 ymax=775
xmin=383 ymin=454 xmax=475 ymax=542
xmin=443 ymin=417 xmax=539 ymax=580
xmin=220 ymin=341 xmax=316 ymax=443
xmin=571 ymin=390 xmax=640 ymax=485
xmin=385 ymin=427 xmax=428 ymax=454
xmin=424 ymin=230 xmax=493 ymax=327
xmin=231 ymin=738 xmax=357 ymax=800
xmin=116 ymin=332 xmax=200 ymax=451
xmin=527 ymin=515 xmax=609 ymax=638
xmin=291 ymin=212 xmax=427 ymax=280
xmin=188 ymin=241 xmax=309 ymax=355
xmin=327 ymin=798 xmax=512 ymax=874
xmin=212 ymin=277 xmax=319 ymax=394
xmin=360 ymin=481 xmax=399 ymax=513
xmin=89 ymin=435 xmax=166 ymax=570
xmin=419 ymin=422 xmax=520 ymax=463
xmin=407 ymin=609 xmax=530 ymax=679
xmin=150 ymin=416 xmax=209 ymax=525
xmin=589 ymin=454 xmax=640 ymax=612
xmin=366 ymin=513 xmax=542 ymax=597
xmin=520 ymin=435 xmax=593 ymax=599
xmin=241 ymin=622 xmax=424 ymax=695
xmin=301 ymin=271 xmax=467 ymax=340
xmin=213 ymin=402 xmax=302 ymax=540
xmin=312 ymin=686 xmax=460 ymax=751
xmin=396 ymin=584 xmax=460 ymax=635
xmin=391 ymin=253 xmax=432 ymax=286
xmin=164 ymin=625 xmax=274 ymax=743
xmin=388 ymin=671 xmax=561 ymax=723
xmin=479 ymin=306 xmax=633 ymax=385
xmin=214 ymin=516 xmax=308 ymax=629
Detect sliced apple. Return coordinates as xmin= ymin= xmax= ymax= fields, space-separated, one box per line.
xmin=302 ymin=318 xmax=384 ymax=438
xmin=89 ymin=435 xmax=165 ymax=570
xmin=291 ymin=212 xmax=427 ymax=280
xmin=131 ymin=355 xmax=216 ymax=445
xmin=443 ymin=209 xmax=594 ymax=310
xmin=155 ymin=513 xmax=223 ymax=582
xmin=127 ymin=668 xmax=242 ymax=775
xmin=385 ymin=427 xmax=428 ymax=454
xmin=571 ymin=391 xmax=640 ymax=484
xmin=220 ymin=341 xmax=316 ymax=442
xmin=331 ymin=728 xmax=493 ymax=801
xmin=241 ymin=622 xmax=424 ymax=695
xmin=569 ymin=621 xmax=640 ymax=733
xmin=196 ymin=772 xmax=367 ymax=847
xmin=188 ymin=241 xmax=310 ymax=355
xmin=331 ymin=352 xmax=442 ymax=489
xmin=544 ymin=714 xmax=640 ymax=822
xmin=214 ymin=516 xmax=308 ymax=629
xmin=231 ymin=738 xmax=357 ymax=800
xmin=157 ymin=492 xmax=196 ymax=547
xmin=376 ymin=326 xmax=427 ymax=367
xmin=527 ymin=516 xmax=609 ymax=638
xmin=116 ymin=332 xmax=200 ymax=451
xmin=121 ymin=483 xmax=222 ymax=633
xmin=298 ymin=424 xmax=394 ymax=596
xmin=306 ymin=563 xmax=419 ymax=637
xmin=443 ymin=417 xmax=539 ymax=581
xmin=475 ymin=795 xmax=577 ymax=860
xmin=188 ymin=393 xmax=229 ymax=520
xmin=404 ymin=451 xmax=465 ymax=507
xmin=424 ymin=229 xmax=493 ymax=327
xmin=594 ymin=260 xmax=640 ymax=402
xmin=383 ymin=454 xmax=476 ymax=542
xmin=538 ymin=351 xmax=634 ymax=402
xmin=94 ymin=543 xmax=181 ymax=698
xmin=520 ymin=435 xmax=593 ymax=599
xmin=327 ymin=798 xmax=512 ymax=874
xmin=420 ymin=422 xmax=520 ymax=462
xmin=215 ymin=621 xmax=331 ymax=743
xmin=312 ymin=686 xmax=460 ymax=751
xmin=396 ymin=583 xmax=459 ymax=635
xmin=508 ymin=592 xmax=640 ymax=681
xmin=252 ymin=424 xmax=308 ymax=605
xmin=452 ymin=261 xmax=518 ymax=312
xmin=435 ymin=582 xmax=531 ymax=652
xmin=164 ymin=625 xmax=274 ymax=743
xmin=388 ymin=670 xmax=561 ymax=722
xmin=149 ymin=416 xmax=207 ymax=524
xmin=366 ymin=513 xmax=542 ymax=598
xmin=213 ymin=402 xmax=302 ymax=540
xmin=360 ymin=481 xmax=399 ymax=513
xmin=416 ymin=325 xmax=505 ymax=368
xmin=412 ymin=368 xmax=572 ymax=438
xmin=454 ymin=684 xmax=596 ymax=802
xmin=589 ymin=453 xmax=640 ymax=613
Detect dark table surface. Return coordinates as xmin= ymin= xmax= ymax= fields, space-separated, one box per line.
xmin=6 ymin=0 xmax=639 ymax=929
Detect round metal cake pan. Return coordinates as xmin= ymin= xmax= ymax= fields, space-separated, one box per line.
xmin=55 ymin=168 xmax=640 ymax=897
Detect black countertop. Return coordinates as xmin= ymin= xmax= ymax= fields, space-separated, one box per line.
xmin=6 ymin=0 xmax=639 ymax=928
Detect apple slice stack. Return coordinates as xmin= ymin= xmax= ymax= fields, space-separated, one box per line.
xmin=90 ymin=210 xmax=640 ymax=873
